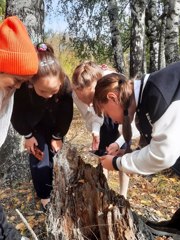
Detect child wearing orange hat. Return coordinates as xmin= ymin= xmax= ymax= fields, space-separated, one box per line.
xmin=0 ymin=16 xmax=38 ymax=239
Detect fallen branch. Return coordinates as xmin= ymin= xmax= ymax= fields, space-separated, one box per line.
xmin=16 ymin=208 xmax=38 ymax=240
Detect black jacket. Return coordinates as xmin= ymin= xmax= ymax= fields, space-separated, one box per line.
xmin=136 ymin=61 xmax=180 ymax=144
xmin=11 ymin=77 xmax=73 ymax=140
xmin=0 ymin=205 xmax=21 ymax=240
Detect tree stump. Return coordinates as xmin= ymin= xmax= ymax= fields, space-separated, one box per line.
xmin=47 ymin=143 xmax=154 ymax=240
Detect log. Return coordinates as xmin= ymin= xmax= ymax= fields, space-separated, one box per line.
xmin=47 ymin=143 xmax=154 ymax=240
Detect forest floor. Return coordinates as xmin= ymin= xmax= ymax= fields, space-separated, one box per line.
xmin=0 ymin=107 xmax=180 ymax=240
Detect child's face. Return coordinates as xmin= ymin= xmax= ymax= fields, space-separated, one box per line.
xmin=74 ymin=84 xmax=96 ymax=106
xmin=33 ymin=75 xmax=61 ymax=98
xmin=0 ymin=73 xmax=32 ymax=90
xmin=100 ymin=93 xmax=124 ymax=124
xmin=75 ymin=87 xmax=94 ymax=105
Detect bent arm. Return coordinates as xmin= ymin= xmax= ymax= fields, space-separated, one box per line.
xmin=53 ymin=92 xmax=73 ymax=139
xmin=117 ymin=101 xmax=180 ymax=174
xmin=11 ymin=85 xmax=33 ymax=136
xmin=72 ymin=91 xmax=103 ymax=135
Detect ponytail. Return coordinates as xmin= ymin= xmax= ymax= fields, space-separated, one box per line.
xmin=122 ymin=110 xmax=132 ymax=153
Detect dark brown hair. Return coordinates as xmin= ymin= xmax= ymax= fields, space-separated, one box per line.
xmin=31 ymin=43 xmax=65 ymax=87
xmin=93 ymin=73 xmax=134 ymax=153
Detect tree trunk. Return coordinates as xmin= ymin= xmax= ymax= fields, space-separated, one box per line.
xmin=146 ymin=0 xmax=159 ymax=72
xmin=107 ymin=0 xmax=125 ymax=73
xmin=0 ymin=125 xmax=30 ymax=185
xmin=47 ymin=144 xmax=154 ymax=240
xmin=158 ymin=5 xmax=166 ymax=69
xmin=6 ymin=0 xmax=44 ymax=43
xmin=129 ymin=0 xmax=146 ymax=79
xmin=165 ymin=0 xmax=180 ymax=64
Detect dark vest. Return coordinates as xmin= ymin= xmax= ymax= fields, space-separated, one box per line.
xmin=136 ymin=61 xmax=180 ymax=145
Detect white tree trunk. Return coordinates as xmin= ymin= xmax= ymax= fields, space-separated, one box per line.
xmin=165 ymin=0 xmax=180 ymax=64
xmin=6 ymin=0 xmax=44 ymax=43
xmin=107 ymin=0 xmax=125 ymax=73
xmin=130 ymin=0 xmax=146 ymax=78
xmin=146 ymin=0 xmax=159 ymax=72
xmin=158 ymin=2 xmax=166 ymax=69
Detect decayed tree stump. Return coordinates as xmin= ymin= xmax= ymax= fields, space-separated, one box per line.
xmin=47 ymin=143 xmax=154 ymax=240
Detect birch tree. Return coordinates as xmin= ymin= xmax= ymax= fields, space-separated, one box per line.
xmin=146 ymin=0 xmax=159 ymax=72
xmin=107 ymin=0 xmax=124 ymax=73
xmin=55 ymin=0 xmax=130 ymax=71
xmin=158 ymin=1 xmax=166 ymax=69
xmin=165 ymin=0 xmax=180 ymax=64
xmin=6 ymin=0 xmax=44 ymax=43
xmin=130 ymin=0 xmax=146 ymax=78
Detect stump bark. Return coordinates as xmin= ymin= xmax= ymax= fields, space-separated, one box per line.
xmin=47 ymin=143 xmax=154 ymax=240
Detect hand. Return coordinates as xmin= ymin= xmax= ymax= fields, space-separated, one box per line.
xmin=106 ymin=142 xmax=119 ymax=155
xmin=99 ymin=155 xmax=115 ymax=171
xmin=92 ymin=134 xmax=100 ymax=151
xmin=51 ymin=139 xmax=63 ymax=153
xmin=24 ymin=137 xmax=38 ymax=155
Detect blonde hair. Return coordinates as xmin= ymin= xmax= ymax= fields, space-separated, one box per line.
xmin=93 ymin=73 xmax=134 ymax=153
xmin=72 ymin=61 xmax=103 ymax=89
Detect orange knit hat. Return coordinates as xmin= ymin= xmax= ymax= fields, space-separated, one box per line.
xmin=0 ymin=16 xmax=38 ymax=75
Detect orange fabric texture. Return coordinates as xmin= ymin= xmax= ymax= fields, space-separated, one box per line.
xmin=0 ymin=16 xmax=38 ymax=75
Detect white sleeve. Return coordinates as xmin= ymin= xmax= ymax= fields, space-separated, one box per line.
xmin=72 ymin=91 xmax=104 ymax=135
xmin=0 ymin=92 xmax=14 ymax=147
xmin=117 ymin=101 xmax=180 ymax=175
xmin=115 ymin=135 xmax=125 ymax=148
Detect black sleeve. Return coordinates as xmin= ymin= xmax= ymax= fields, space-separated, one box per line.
xmin=11 ymin=83 xmax=33 ymax=136
xmin=0 ymin=205 xmax=21 ymax=240
xmin=52 ymin=77 xmax=73 ymax=138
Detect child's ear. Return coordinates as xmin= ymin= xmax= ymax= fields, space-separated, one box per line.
xmin=107 ymin=92 xmax=119 ymax=104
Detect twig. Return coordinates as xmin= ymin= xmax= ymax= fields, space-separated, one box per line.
xmin=16 ymin=209 xmax=38 ymax=240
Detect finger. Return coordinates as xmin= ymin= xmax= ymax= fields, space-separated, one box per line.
xmin=106 ymin=147 xmax=109 ymax=153
xmin=25 ymin=147 xmax=29 ymax=152
xmin=107 ymin=150 xmax=112 ymax=155
xmin=30 ymin=146 xmax=35 ymax=155
xmin=26 ymin=147 xmax=31 ymax=153
xmin=99 ymin=156 xmax=104 ymax=162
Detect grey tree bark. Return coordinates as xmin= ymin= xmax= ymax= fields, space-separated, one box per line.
xmin=107 ymin=0 xmax=125 ymax=73
xmin=146 ymin=0 xmax=159 ymax=72
xmin=158 ymin=3 xmax=166 ymax=69
xmin=47 ymin=144 xmax=154 ymax=240
xmin=165 ymin=0 xmax=180 ymax=64
xmin=0 ymin=125 xmax=30 ymax=186
xmin=6 ymin=0 xmax=44 ymax=43
xmin=129 ymin=0 xmax=146 ymax=78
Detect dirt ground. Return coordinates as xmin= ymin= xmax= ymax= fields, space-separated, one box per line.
xmin=0 ymin=107 xmax=180 ymax=239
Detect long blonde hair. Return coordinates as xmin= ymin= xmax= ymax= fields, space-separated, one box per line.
xmin=94 ymin=73 xmax=134 ymax=153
